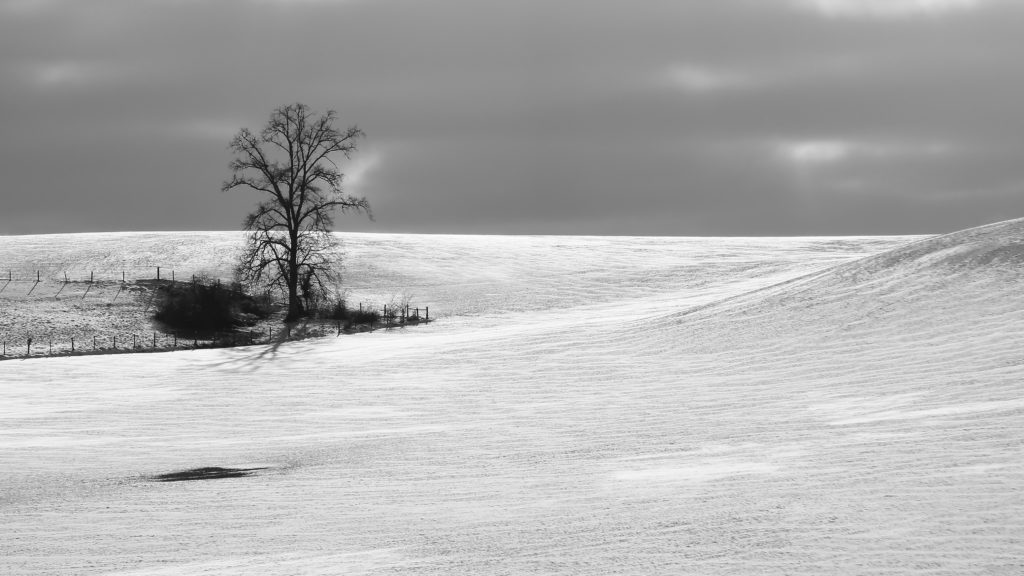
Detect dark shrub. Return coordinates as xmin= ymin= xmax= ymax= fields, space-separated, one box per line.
xmin=237 ymin=291 xmax=275 ymax=320
xmin=321 ymin=298 xmax=348 ymax=321
xmin=313 ymin=298 xmax=380 ymax=327
xmin=153 ymin=280 xmax=270 ymax=333
xmin=348 ymin=308 xmax=380 ymax=325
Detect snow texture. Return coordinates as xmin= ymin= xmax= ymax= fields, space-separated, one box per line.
xmin=2 ymin=223 xmax=1023 ymax=575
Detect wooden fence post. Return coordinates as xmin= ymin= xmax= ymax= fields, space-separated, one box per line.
xmin=153 ymin=332 xmax=157 ymax=348
xmin=112 ymin=335 xmax=116 ymax=350
xmin=71 ymin=337 xmax=74 ymax=353
xmin=90 ymin=271 xmax=94 ymax=283
xmin=132 ymin=334 xmax=137 ymax=349
xmin=426 ymin=306 xmax=429 ymax=321
xmin=93 ymin=336 xmax=96 ymax=351
xmin=157 ymin=267 xmax=160 ymax=280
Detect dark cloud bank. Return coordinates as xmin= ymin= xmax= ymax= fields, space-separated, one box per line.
xmin=1 ymin=0 xmax=1023 ymax=236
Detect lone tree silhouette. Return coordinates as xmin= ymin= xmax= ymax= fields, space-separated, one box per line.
xmin=223 ymin=103 xmax=370 ymax=321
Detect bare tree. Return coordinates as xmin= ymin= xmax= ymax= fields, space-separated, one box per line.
xmin=223 ymin=103 xmax=370 ymax=321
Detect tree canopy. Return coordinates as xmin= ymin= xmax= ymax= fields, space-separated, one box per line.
xmin=223 ymin=102 xmax=370 ymax=321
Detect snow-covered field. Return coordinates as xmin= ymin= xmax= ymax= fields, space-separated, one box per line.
xmin=2 ymin=223 xmax=1023 ymax=575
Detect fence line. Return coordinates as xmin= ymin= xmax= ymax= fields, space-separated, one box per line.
xmin=2 ymin=265 xmax=435 ymax=359
xmin=0 ymin=305 xmax=432 ymax=361
xmin=1 ymin=269 xmax=424 ymax=307
xmin=1 ymin=267 xmax=227 ymax=285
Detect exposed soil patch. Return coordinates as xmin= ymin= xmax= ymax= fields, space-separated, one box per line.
xmin=151 ymin=466 xmax=267 ymax=482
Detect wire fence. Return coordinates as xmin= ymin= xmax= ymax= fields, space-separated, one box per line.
xmin=1 ymin=264 xmax=433 ymax=360
xmin=0 ymin=267 xmax=231 ymax=307
xmin=0 ymin=304 xmax=431 ymax=361
xmin=1 ymin=266 xmax=215 ymax=284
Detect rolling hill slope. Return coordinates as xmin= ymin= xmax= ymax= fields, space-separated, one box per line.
xmin=2 ymin=225 xmax=1022 ymax=575
xmin=665 ymin=217 xmax=1024 ymax=352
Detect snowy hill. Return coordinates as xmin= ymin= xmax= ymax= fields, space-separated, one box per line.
xmin=0 ymin=231 xmax=906 ymax=351
xmin=668 ymin=217 xmax=1024 ymax=352
xmin=2 ymin=224 xmax=1023 ymax=575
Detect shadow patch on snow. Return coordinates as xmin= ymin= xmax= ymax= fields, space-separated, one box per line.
xmin=150 ymin=466 xmax=267 ymax=482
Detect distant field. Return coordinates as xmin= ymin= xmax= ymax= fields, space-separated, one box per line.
xmin=0 ymin=233 xmax=241 ymax=355
xmin=5 ymin=226 xmax=1024 ymax=575
xmin=0 ymin=278 xmax=153 ymax=354
xmin=0 ymin=231 xmax=904 ymax=356
xmin=0 ymin=232 xmax=434 ymax=355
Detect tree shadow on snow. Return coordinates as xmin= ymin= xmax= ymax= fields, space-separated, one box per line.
xmin=198 ymin=320 xmax=341 ymax=372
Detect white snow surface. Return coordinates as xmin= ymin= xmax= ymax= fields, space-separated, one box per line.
xmin=3 ymin=224 xmax=1024 ymax=575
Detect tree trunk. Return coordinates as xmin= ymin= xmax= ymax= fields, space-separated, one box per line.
xmin=286 ymin=284 xmax=303 ymax=322
xmin=285 ymin=246 xmax=302 ymax=322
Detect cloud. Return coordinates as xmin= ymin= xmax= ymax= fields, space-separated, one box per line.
xmin=777 ymin=139 xmax=956 ymax=166
xmin=235 ymin=0 xmax=369 ymax=6
xmin=781 ymin=140 xmax=851 ymax=164
xmin=790 ymin=0 xmax=997 ymax=18
xmin=2 ymin=0 xmax=1024 ymax=235
xmin=342 ymin=149 xmax=382 ymax=196
xmin=666 ymin=64 xmax=756 ymax=94
xmin=0 ymin=0 xmax=59 ymax=15
xmin=167 ymin=119 xmax=245 ymax=142
xmin=21 ymin=60 xmax=133 ymax=91
xmin=29 ymin=61 xmax=101 ymax=88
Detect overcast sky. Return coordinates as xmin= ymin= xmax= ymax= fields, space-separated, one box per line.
xmin=1 ymin=0 xmax=1023 ymax=236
